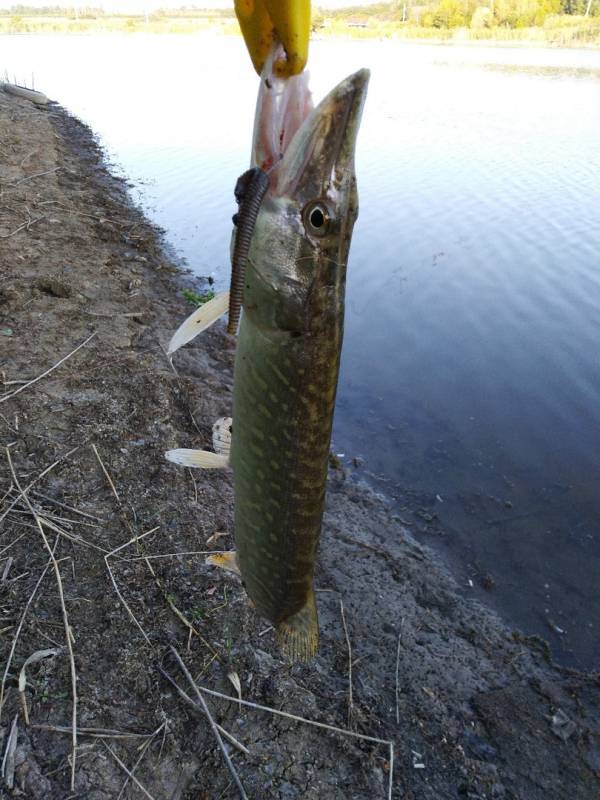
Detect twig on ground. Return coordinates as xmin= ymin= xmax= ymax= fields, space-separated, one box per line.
xmin=169 ymin=647 xmax=248 ymax=800
xmin=8 ymin=505 xmax=76 ymax=528
xmin=158 ymin=665 xmax=249 ymax=755
xmin=93 ymin=448 xmax=219 ymax=670
xmin=0 ymin=446 xmax=79 ymax=526
xmin=340 ymin=598 xmax=354 ymax=729
xmin=93 ymin=437 xmax=215 ymax=651
xmin=0 ymin=411 xmax=18 ymax=434
xmin=34 ymin=626 xmax=61 ymax=649
xmin=6 ymin=448 xmax=78 ymax=791
xmin=158 ymin=720 xmax=168 ymax=760
xmin=83 ymin=310 xmax=146 ymax=319
xmin=91 ymin=444 xmax=120 ymax=503
xmin=395 ymin=618 xmax=404 ymax=726
xmin=37 ymin=514 xmax=109 ymax=554
xmin=0 ymin=215 xmax=45 ymax=239
xmin=334 ymin=531 xmax=412 ymax=575
xmin=3 ymin=518 xmax=38 ymax=532
xmin=7 ymin=503 xmax=107 ymax=553
xmin=31 ymin=506 xmax=100 ymax=529
xmin=144 ymin=558 xmax=218 ymax=658
xmin=159 ymin=343 xmax=202 ymax=435
xmin=0 ymin=538 xmax=57 ymax=722
xmin=0 ymin=333 xmax=96 ymax=405
xmin=93 ymin=443 xmax=155 ymax=643
xmin=123 ymin=550 xmax=224 ymax=561
xmin=115 ymin=721 xmax=166 ymax=800
xmin=103 ymin=742 xmax=157 ymax=800
xmin=1 ymin=714 xmax=18 ymax=788
xmin=0 ymin=484 xmax=13 ymax=505
xmin=19 ymin=149 xmax=37 ymax=168
xmin=0 ymin=557 xmax=13 ymax=582
xmin=104 ymin=530 xmax=156 ymax=645
xmin=30 ymin=490 xmax=105 ymax=522
xmin=173 ymin=667 xmax=395 ymax=800
xmin=10 ymin=166 xmax=61 ymax=186
xmin=32 ymin=723 xmax=159 ymax=739
xmin=106 ymin=528 xmax=159 ymax=558
xmin=188 ymin=468 xmax=199 ymax=504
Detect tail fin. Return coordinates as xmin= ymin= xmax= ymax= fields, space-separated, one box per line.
xmin=276 ymin=588 xmax=319 ymax=662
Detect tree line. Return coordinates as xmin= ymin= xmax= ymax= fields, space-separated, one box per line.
xmin=1 ymin=2 xmax=597 ymax=32
xmin=316 ymin=0 xmax=598 ymax=28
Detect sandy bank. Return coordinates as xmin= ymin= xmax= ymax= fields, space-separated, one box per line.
xmin=0 ymin=89 xmax=598 ymax=800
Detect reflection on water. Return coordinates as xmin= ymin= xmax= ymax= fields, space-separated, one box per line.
xmin=2 ymin=35 xmax=599 ymax=668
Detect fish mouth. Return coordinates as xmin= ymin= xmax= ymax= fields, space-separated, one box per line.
xmin=273 ymin=68 xmax=370 ymax=201
xmin=251 ymin=46 xmax=369 ymax=201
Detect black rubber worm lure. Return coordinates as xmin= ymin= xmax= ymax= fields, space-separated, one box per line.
xmin=228 ymin=167 xmax=270 ymax=335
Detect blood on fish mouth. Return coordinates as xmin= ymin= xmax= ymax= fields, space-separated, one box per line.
xmin=251 ymin=43 xmax=314 ymax=181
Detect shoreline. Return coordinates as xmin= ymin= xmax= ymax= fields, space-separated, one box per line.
xmin=0 ymin=89 xmax=598 ymax=799
xmin=0 ymin=25 xmax=599 ymax=50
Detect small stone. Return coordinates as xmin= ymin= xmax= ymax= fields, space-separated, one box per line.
xmin=551 ymin=709 xmax=576 ymax=741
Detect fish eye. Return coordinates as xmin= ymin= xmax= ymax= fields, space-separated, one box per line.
xmin=303 ymin=201 xmax=330 ymax=237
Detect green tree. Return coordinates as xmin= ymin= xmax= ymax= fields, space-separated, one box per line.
xmin=430 ymin=0 xmax=478 ymax=26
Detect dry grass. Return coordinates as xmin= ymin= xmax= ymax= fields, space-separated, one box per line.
xmin=5 ymin=447 xmax=79 ymax=791
xmin=0 ymin=333 xmax=96 ymax=405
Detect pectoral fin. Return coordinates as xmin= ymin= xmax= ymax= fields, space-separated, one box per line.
xmin=168 ymin=291 xmax=230 ymax=356
xmin=276 ymin=587 xmax=319 ymax=662
xmin=165 ymin=449 xmax=229 ymax=469
xmin=206 ymin=550 xmax=240 ymax=576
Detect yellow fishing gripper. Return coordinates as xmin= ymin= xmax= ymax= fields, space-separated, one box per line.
xmin=235 ymin=0 xmax=311 ymax=77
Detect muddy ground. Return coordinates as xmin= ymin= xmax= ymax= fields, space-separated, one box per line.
xmin=0 ymin=89 xmax=598 ymax=800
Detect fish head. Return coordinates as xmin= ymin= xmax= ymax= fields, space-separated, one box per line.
xmin=248 ymin=68 xmax=370 ymax=333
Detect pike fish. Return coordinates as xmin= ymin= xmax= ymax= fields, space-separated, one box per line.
xmin=167 ymin=60 xmax=369 ymax=661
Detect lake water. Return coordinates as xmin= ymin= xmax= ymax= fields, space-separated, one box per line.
xmin=2 ymin=34 xmax=599 ymax=669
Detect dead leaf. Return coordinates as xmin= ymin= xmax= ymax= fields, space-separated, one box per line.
xmin=227 ymin=671 xmax=242 ymax=700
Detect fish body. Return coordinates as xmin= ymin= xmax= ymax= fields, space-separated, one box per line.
xmin=231 ymin=68 xmax=369 ymax=660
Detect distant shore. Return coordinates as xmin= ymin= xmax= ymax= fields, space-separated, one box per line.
xmin=0 ymin=13 xmax=599 ymax=49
